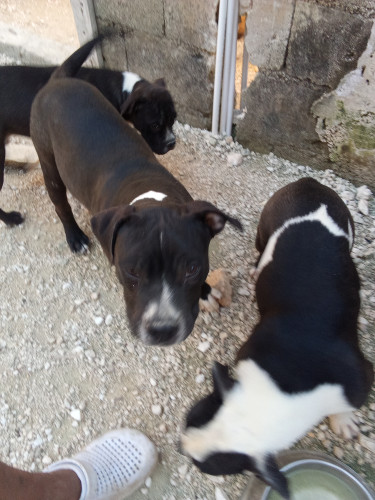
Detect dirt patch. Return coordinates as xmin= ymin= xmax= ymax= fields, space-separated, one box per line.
xmin=1 ymin=123 xmax=374 ymax=499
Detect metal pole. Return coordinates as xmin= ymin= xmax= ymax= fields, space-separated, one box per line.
xmin=220 ymin=0 xmax=236 ymax=135
xmin=212 ymin=0 xmax=228 ymax=135
xmin=225 ymin=0 xmax=239 ymax=135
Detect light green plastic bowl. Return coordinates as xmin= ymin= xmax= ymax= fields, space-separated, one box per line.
xmin=241 ymin=450 xmax=374 ymax=500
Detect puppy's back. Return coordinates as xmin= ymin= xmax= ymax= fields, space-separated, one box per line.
xmin=256 ymin=178 xmax=354 ymax=253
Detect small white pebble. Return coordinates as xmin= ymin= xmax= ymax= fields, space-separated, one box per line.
xmin=333 ymin=446 xmax=344 ymax=460
xmin=198 ymin=341 xmax=210 ymax=353
xmin=358 ymin=199 xmax=369 ymax=216
xmin=227 ymin=152 xmax=243 ymax=166
xmin=215 ymin=486 xmax=228 ymax=500
xmin=85 ymin=349 xmax=96 ymax=360
xmin=94 ymin=316 xmax=103 ymax=326
xmin=151 ymin=404 xmax=162 ymax=416
xmin=70 ymin=409 xmax=81 ymax=421
xmin=42 ymin=455 xmax=52 ymax=466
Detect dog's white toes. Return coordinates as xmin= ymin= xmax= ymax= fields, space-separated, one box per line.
xmin=199 ymin=292 xmax=220 ymax=313
xmin=328 ymin=411 xmax=359 ymax=439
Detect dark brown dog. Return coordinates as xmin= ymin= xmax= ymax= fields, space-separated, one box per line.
xmin=30 ymin=40 xmax=242 ymax=346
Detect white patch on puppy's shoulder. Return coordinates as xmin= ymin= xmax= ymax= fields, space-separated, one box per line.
xmin=257 ymin=204 xmax=351 ymax=275
xmin=182 ymin=359 xmax=354 ymax=462
xmin=122 ymin=71 xmax=141 ymax=93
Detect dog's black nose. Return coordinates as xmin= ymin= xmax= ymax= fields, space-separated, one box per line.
xmin=148 ymin=324 xmax=178 ymax=344
xmin=166 ymin=138 xmax=176 ymax=150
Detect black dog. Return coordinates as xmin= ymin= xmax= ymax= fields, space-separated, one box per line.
xmin=0 ymin=37 xmax=176 ymax=226
xmin=181 ymin=178 xmax=373 ymax=498
xmin=30 ymin=40 xmax=242 ymax=346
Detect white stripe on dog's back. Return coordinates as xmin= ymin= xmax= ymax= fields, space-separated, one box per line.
xmin=257 ymin=204 xmax=352 ymax=275
xmin=122 ymin=71 xmax=141 ymax=93
xmin=130 ymin=191 xmax=167 ymax=205
xmin=182 ymin=359 xmax=354 ymax=462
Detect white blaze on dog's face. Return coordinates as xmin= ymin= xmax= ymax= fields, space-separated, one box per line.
xmin=182 ymin=361 xmax=354 ymax=499
xmin=138 ymin=277 xmax=186 ymax=345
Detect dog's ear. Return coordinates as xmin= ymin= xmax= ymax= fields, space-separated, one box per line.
xmin=120 ymin=94 xmax=137 ymax=118
xmin=254 ymin=455 xmax=290 ymax=500
xmin=212 ymin=362 xmax=236 ymax=399
xmin=184 ymin=200 xmax=243 ymax=237
xmin=91 ymin=206 xmax=136 ymax=263
xmin=121 ymin=92 xmax=148 ymax=118
xmin=154 ymin=78 xmax=166 ymax=87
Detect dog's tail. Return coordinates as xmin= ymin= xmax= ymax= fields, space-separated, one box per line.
xmin=51 ymin=35 xmax=104 ymax=80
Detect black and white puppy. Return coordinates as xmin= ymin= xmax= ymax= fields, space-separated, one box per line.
xmin=181 ymin=178 xmax=373 ymax=498
xmin=0 ymin=37 xmax=176 ymax=226
xmin=30 ymin=40 xmax=242 ymax=346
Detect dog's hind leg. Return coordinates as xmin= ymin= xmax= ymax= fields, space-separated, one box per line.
xmin=0 ymin=135 xmax=24 ymax=226
xmin=39 ymin=153 xmax=89 ymax=253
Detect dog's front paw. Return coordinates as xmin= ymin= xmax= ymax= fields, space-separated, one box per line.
xmin=328 ymin=411 xmax=359 ymax=439
xmin=1 ymin=210 xmax=24 ymax=226
xmin=66 ymin=228 xmax=90 ymax=254
xmin=199 ymin=287 xmax=222 ymax=313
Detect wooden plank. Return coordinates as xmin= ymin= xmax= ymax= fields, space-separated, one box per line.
xmin=70 ymin=0 xmax=103 ymax=67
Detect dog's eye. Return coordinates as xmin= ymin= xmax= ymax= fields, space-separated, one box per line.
xmin=125 ymin=268 xmax=139 ymax=280
xmin=152 ymin=123 xmax=160 ymax=131
xmin=185 ymin=263 xmax=200 ymax=279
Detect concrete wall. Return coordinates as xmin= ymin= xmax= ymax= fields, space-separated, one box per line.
xmin=92 ymin=0 xmax=375 ymax=187
xmin=93 ymin=0 xmax=218 ymax=129
xmin=237 ymin=0 xmax=375 ymax=187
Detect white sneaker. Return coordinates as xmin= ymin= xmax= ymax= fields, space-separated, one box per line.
xmin=45 ymin=428 xmax=158 ymax=500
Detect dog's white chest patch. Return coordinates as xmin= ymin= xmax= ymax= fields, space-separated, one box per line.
xmin=257 ymin=204 xmax=352 ymax=275
xmin=122 ymin=71 xmax=141 ymax=93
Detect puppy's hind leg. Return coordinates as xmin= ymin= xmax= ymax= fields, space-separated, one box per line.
xmin=0 ymin=136 xmax=24 ymax=226
xmin=40 ymin=154 xmax=89 ymax=253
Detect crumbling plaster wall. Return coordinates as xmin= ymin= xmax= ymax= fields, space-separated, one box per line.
xmin=93 ymin=0 xmax=218 ymax=129
xmin=237 ymin=0 xmax=375 ymax=187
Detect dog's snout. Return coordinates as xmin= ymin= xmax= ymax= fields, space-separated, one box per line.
xmin=148 ymin=323 xmax=178 ymax=343
xmin=166 ymin=138 xmax=176 ymax=150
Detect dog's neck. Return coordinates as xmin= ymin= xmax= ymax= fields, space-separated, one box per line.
xmin=122 ymin=71 xmax=142 ymax=93
xmin=129 ymin=190 xmax=167 ymax=205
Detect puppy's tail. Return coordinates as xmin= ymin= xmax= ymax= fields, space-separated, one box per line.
xmin=51 ymin=35 xmax=104 ymax=80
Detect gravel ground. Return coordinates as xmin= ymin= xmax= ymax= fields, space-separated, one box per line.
xmin=1 ymin=116 xmax=374 ymax=499
xmin=1 ymin=36 xmax=375 ymax=500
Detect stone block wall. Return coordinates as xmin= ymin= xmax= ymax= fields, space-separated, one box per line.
xmin=92 ymin=0 xmax=375 ymax=186
xmin=237 ymin=0 xmax=375 ymax=186
xmin=93 ymin=0 xmax=218 ymax=129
